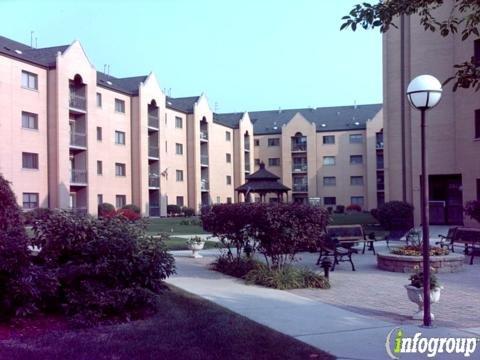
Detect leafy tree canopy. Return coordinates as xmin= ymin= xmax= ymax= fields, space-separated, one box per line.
xmin=341 ymin=1 xmax=480 ymax=91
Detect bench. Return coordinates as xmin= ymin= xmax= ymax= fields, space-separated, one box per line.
xmin=316 ymin=235 xmax=357 ymax=271
xmin=436 ymin=227 xmax=480 ymax=265
xmin=326 ymin=224 xmax=376 ymax=254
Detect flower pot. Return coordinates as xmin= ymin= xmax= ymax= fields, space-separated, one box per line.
xmin=188 ymin=242 xmax=205 ymax=258
xmin=404 ymin=285 xmax=443 ymax=320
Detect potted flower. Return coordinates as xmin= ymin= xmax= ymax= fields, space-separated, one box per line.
xmin=186 ymin=236 xmax=205 ymax=258
xmin=404 ymin=266 xmax=443 ymax=320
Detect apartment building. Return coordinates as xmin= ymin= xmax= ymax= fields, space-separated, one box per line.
xmin=0 ymin=34 xmax=383 ymax=215
xmin=383 ymin=3 xmax=480 ymax=226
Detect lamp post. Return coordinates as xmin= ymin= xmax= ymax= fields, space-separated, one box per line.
xmin=406 ymin=75 xmax=442 ymax=327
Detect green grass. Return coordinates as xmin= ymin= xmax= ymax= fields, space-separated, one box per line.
xmin=146 ymin=217 xmax=207 ymax=235
xmin=165 ymin=237 xmax=218 ymax=251
xmin=0 ymin=286 xmax=334 ymax=360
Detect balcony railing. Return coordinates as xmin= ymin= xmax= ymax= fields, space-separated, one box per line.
xmin=376 ymin=142 xmax=384 ymax=149
xmin=201 ymin=180 xmax=209 ymax=191
xmin=244 ymin=142 xmax=250 ymax=151
xmin=245 ymin=163 xmax=251 ymax=172
xmin=200 ymin=154 xmax=209 ymax=166
xmin=69 ymin=93 xmax=86 ymax=110
xmin=69 ymin=207 xmax=87 ymax=215
xmin=149 ymin=174 xmax=160 ymax=188
xmin=149 ymin=205 xmax=160 ymax=217
xmin=148 ymin=115 xmax=159 ymax=129
xmin=149 ymin=146 xmax=159 ymax=158
xmin=200 ymin=131 xmax=208 ymax=140
xmin=292 ymin=144 xmax=307 ymax=152
xmin=292 ymin=184 xmax=308 ymax=192
xmin=377 ymin=161 xmax=384 ymax=170
xmin=70 ymin=132 xmax=86 ymax=148
xmin=70 ymin=169 xmax=87 ymax=184
xmin=292 ymin=164 xmax=308 ymax=172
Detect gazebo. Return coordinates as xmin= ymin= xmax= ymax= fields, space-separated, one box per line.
xmin=235 ymin=162 xmax=290 ymax=203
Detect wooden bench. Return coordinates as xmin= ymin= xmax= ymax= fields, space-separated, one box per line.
xmin=326 ymin=224 xmax=376 ymax=254
xmin=436 ymin=226 xmax=480 ymax=265
xmin=316 ymin=235 xmax=357 ymax=271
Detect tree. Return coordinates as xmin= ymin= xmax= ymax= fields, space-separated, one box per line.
xmin=341 ymin=1 xmax=480 ymax=91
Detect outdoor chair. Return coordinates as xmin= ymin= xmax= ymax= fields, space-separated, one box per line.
xmin=316 ymin=235 xmax=357 ymax=271
xmin=435 ymin=227 xmax=458 ymax=252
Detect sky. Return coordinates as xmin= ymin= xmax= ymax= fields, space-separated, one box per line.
xmin=1 ymin=0 xmax=382 ymax=113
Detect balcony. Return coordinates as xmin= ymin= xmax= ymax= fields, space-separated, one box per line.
xmin=244 ymin=142 xmax=250 ymax=151
xmin=201 ymin=180 xmax=209 ymax=191
xmin=200 ymin=131 xmax=208 ymax=141
xmin=148 ymin=146 xmax=159 ymax=159
xmin=148 ymin=115 xmax=159 ymax=129
xmin=291 ymin=143 xmax=307 ymax=152
xmin=69 ymin=93 xmax=86 ymax=111
xmin=70 ymin=132 xmax=86 ymax=148
xmin=149 ymin=174 xmax=160 ymax=188
xmin=70 ymin=169 xmax=87 ymax=185
xmin=376 ymin=142 xmax=384 ymax=149
xmin=245 ymin=163 xmax=251 ymax=172
xmin=200 ymin=154 xmax=209 ymax=166
xmin=292 ymin=184 xmax=308 ymax=192
xmin=149 ymin=205 xmax=160 ymax=217
xmin=292 ymin=164 xmax=307 ymax=173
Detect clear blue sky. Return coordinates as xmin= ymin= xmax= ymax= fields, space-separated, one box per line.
xmin=1 ymin=0 xmax=382 ymax=113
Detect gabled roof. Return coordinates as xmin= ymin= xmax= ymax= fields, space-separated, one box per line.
xmin=166 ymin=96 xmax=199 ymax=113
xmin=0 ymin=35 xmax=68 ymax=68
xmin=213 ymin=112 xmax=244 ymax=128
xmin=97 ymin=73 xmax=147 ymax=95
xmin=249 ymin=104 xmax=382 ymax=135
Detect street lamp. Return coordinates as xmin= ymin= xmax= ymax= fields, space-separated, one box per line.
xmin=406 ymin=75 xmax=442 ymax=327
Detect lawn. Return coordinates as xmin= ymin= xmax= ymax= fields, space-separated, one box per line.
xmin=0 ymin=286 xmax=334 ymax=360
xmin=165 ymin=237 xmax=218 ymax=251
xmin=146 ymin=217 xmax=206 ymax=235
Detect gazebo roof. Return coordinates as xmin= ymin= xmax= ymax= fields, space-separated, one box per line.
xmin=236 ymin=163 xmax=290 ymax=193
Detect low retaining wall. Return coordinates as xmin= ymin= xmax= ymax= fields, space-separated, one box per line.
xmin=377 ymin=252 xmax=465 ymax=273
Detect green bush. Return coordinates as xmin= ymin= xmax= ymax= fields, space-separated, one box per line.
xmin=373 ymin=201 xmax=414 ymax=230
xmin=98 ymin=202 xmax=115 ymax=217
xmin=182 ymin=207 xmax=195 ymax=217
xmin=122 ymin=204 xmax=141 ymax=214
xmin=464 ymin=200 xmax=480 ymax=223
xmin=244 ymin=264 xmax=330 ymax=290
xmin=211 ymin=253 xmax=256 ymax=278
xmin=32 ymin=211 xmax=175 ymax=325
xmin=167 ymin=204 xmax=181 ymax=216
xmin=23 ymin=207 xmax=55 ymax=225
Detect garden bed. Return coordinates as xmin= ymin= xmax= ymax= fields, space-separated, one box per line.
xmin=377 ymin=251 xmax=465 ymax=273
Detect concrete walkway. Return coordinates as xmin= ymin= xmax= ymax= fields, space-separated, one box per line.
xmin=166 ymin=250 xmax=480 ymax=360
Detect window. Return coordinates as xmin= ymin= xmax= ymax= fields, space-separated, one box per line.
xmin=114 ymin=98 xmax=125 ymax=113
xmin=165 ymin=141 xmax=168 ymax=153
xmin=175 ymin=116 xmax=183 ymax=128
xmin=323 ymin=176 xmax=336 ymax=186
xmin=226 ymin=175 xmax=232 ymax=185
xmin=323 ymin=156 xmax=336 ymax=166
xmin=349 ymin=134 xmax=363 ymax=144
xmin=350 ymin=155 xmax=363 ymax=165
xmin=351 ymin=196 xmax=364 ymax=206
xmin=268 ymin=158 xmax=280 ymax=167
xmin=22 ymin=111 xmax=38 ymax=129
xmin=254 ymin=139 xmax=260 ymax=146
xmin=227 ymin=197 xmax=232 ymax=204
xmin=21 ymin=70 xmax=38 ymax=90
xmin=116 ymin=195 xmax=126 ymax=208
xmin=255 ymin=158 xmax=261 ymax=166
xmin=97 ymin=161 xmax=103 ymax=175
xmin=22 ymin=152 xmax=38 ymax=169
xmin=22 ymin=192 xmax=38 ymax=209
xmin=97 ymin=194 xmax=103 ymax=205
xmin=115 ymin=131 xmax=125 ymax=145
xmin=324 ymin=197 xmax=336 ymax=205
xmin=175 ymin=143 xmax=183 ymax=155
xmin=268 ymin=138 xmax=280 ymax=146
xmin=96 ymin=93 xmax=102 ymax=107
xmin=323 ymin=135 xmax=335 ymax=144
xmin=351 ymin=176 xmax=364 ymax=186
xmin=226 ymin=153 xmax=232 ymax=163
xmin=97 ymin=127 xmax=102 ymax=141
xmin=475 ymin=109 xmax=480 ymax=139
xmin=176 ymin=170 xmax=184 ymax=182
xmin=115 ymin=163 xmax=126 ymax=176
xmin=176 ymin=196 xmax=184 ymax=207
xmin=225 ymin=131 xmax=231 ymax=141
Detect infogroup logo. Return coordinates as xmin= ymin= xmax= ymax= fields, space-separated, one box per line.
xmin=385 ymin=327 xmax=479 ymax=359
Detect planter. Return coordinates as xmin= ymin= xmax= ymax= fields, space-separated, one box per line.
xmin=377 ymin=252 xmax=465 ymax=273
xmin=188 ymin=242 xmax=205 ymax=258
xmin=404 ymin=285 xmax=443 ymax=320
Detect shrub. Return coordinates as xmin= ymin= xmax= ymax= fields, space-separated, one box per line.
xmin=179 ymin=218 xmax=202 ymax=226
xmin=32 ymin=211 xmax=175 ymax=324
xmin=334 ymin=205 xmax=345 ymax=214
xmin=117 ymin=208 xmax=141 ymax=221
xmin=167 ymin=204 xmax=181 ymax=216
xmin=373 ymin=201 xmax=414 ymax=231
xmin=23 ymin=207 xmax=55 ymax=225
xmin=211 ymin=253 xmax=256 ymax=278
xmin=182 ymin=207 xmax=195 ymax=217
xmin=244 ymin=264 xmax=330 ymax=290
xmin=464 ymin=200 xmax=480 ymax=223
xmin=98 ymin=202 xmax=115 ymax=218
xmin=122 ymin=204 xmax=141 ymax=214
xmin=346 ymin=204 xmax=362 ymax=212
